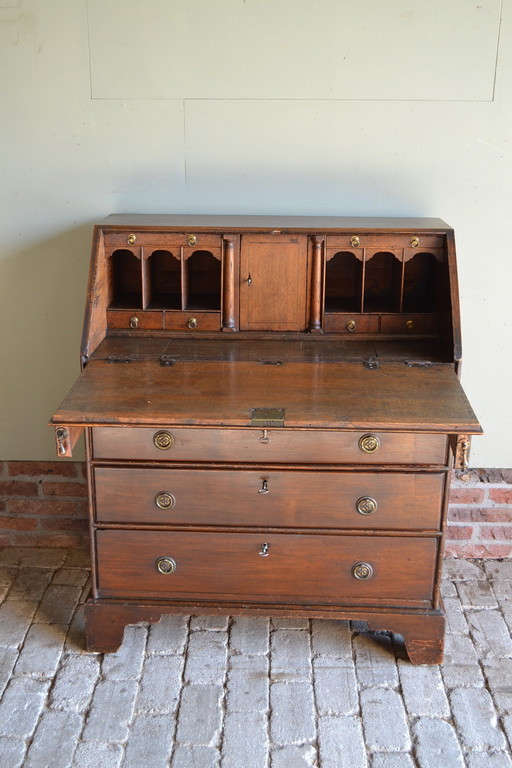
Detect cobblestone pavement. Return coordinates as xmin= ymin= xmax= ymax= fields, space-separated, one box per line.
xmin=0 ymin=548 xmax=511 ymax=768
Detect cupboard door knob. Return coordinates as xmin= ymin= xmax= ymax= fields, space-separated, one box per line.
xmin=127 ymin=233 xmax=137 ymax=245
xmin=352 ymin=562 xmax=373 ymax=580
xmin=350 ymin=235 xmax=360 ymax=247
xmin=129 ymin=316 xmax=139 ymax=329
xmin=358 ymin=434 xmax=380 ymax=454
xmin=356 ymin=496 xmax=377 ymax=515
xmin=346 ymin=320 xmax=356 ymax=332
xmin=153 ymin=431 xmax=175 ymax=450
xmin=258 ymin=480 xmax=270 ymax=495
xmin=155 ymin=491 xmax=176 ymax=510
xmin=258 ymin=543 xmax=270 ymax=557
xmin=187 ymin=317 xmax=198 ymax=329
xmin=187 ymin=234 xmax=197 ymax=246
xmin=410 ymin=236 xmax=419 ymax=247
xmin=155 ymin=556 xmax=177 ymax=574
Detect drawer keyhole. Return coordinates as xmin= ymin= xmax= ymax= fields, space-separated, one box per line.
xmin=258 ymin=480 xmax=270 ymax=495
xmin=258 ymin=543 xmax=270 ymax=557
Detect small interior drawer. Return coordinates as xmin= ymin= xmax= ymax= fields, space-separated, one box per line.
xmin=96 ymin=529 xmax=438 ymax=605
xmin=323 ymin=314 xmax=379 ymax=334
xmin=107 ymin=310 xmax=163 ymax=330
xmin=104 ymin=232 xmax=222 ymax=248
xmin=91 ymin=427 xmax=448 ymax=465
xmin=380 ymin=314 xmax=440 ymax=334
xmin=164 ymin=311 xmax=221 ymax=332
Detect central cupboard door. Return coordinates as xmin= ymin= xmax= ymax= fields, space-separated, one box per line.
xmin=240 ymin=234 xmax=308 ymax=330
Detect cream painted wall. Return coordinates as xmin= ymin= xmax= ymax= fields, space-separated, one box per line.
xmin=0 ymin=0 xmax=511 ymax=465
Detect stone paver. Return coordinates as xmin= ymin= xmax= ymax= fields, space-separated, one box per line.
xmin=411 ymin=717 xmax=464 ymax=768
xmin=122 ymin=713 xmax=174 ymax=768
xmin=135 ymin=654 xmax=183 ymax=714
xmin=24 ymin=709 xmax=83 ymax=768
xmin=175 ymin=684 xmax=224 ymax=746
xmin=81 ymin=679 xmax=138 ymax=742
xmin=361 ymin=687 xmax=411 ymax=752
xmin=318 ymin=715 xmax=367 ymax=768
xmin=0 ymin=549 xmax=511 ymax=766
xmin=450 ymin=687 xmax=506 ymax=750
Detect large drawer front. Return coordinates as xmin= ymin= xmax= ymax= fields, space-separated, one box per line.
xmin=94 ymin=467 xmax=444 ymax=530
xmin=96 ymin=530 xmax=437 ymax=605
xmin=91 ymin=427 xmax=447 ymax=465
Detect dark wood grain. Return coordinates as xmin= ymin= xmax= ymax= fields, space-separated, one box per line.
xmin=93 ymin=467 xmax=444 ymax=529
xmin=95 ymin=529 xmax=438 ymax=605
xmin=52 ymin=360 xmax=481 ymax=434
xmin=90 ymin=426 xmax=449 ymax=464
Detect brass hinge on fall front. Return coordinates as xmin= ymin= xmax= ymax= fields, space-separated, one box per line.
xmin=250 ymin=408 xmax=285 ymax=427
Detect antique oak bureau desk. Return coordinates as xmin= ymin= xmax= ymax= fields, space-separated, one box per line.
xmin=51 ymin=215 xmax=481 ymax=663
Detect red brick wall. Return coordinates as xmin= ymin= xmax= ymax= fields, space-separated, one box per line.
xmin=0 ymin=461 xmax=88 ymax=549
xmin=1 ymin=462 xmax=511 ymax=558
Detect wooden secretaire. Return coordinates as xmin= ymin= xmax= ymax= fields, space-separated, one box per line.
xmin=50 ymin=215 xmax=481 ymax=663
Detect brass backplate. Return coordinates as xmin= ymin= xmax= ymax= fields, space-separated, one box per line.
xmin=250 ymin=408 xmax=285 ymax=427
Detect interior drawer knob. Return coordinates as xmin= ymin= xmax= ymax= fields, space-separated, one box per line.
xmin=356 ymin=496 xmax=377 ymax=515
xmin=358 ymin=434 xmax=380 ymax=454
xmin=187 ymin=234 xmax=197 ymax=246
xmin=350 ymin=235 xmax=360 ymax=247
xmin=187 ymin=317 xmax=198 ymax=329
xmin=352 ymin=561 xmax=374 ymax=580
xmin=153 ymin=431 xmax=175 ymax=450
xmin=155 ymin=556 xmax=177 ymax=575
xmin=410 ymin=236 xmax=419 ymax=247
xmin=129 ymin=316 xmax=139 ymax=329
xmin=346 ymin=320 xmax=356 ymax=332
xmin=154 ymin=491 xmax=176 ymax=510
xmin=127 ymin=233 xmax=137 ymax=245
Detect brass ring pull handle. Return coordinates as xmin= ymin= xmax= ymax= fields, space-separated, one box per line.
xmin=127 ymin=233 xmax=137 ymax=245
xmin=188 ymin=234 xmax=197 ymax=246
xmin=259 ymin=543 xmax=270 ymax=557
xmin=155 ymin=491 xmax=176 ymax=510
xmin=153 ymin=431 xmax=175 ymax=450
xmin=129 ymin=316 xmax=139 ymax=329
xmin=259 ymin=429 xmax=270 ymax=444
xmin=356 ymin=496 xmax=377 ymax=515
xmin=187 ymin=317 xmax=198 ymax=329
xmin=410 ymin=236 xmax=420 ymax=247
xmin=346 ymin=320 xmax=356 ymax=332
xmin=358 ymin=434 xmax=380 ymax=454
xmin=406 ymin=320 xmax=414 ymax=332
xmin=350 ymin=235 xmax=360 ymax=247
xmin=352 ymin=562 xmax=373 ymax=580
xmin=155 ymin=556 xmax=177 ymax=575
xmin=258 ymin=480 xmax=270 ymax=495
